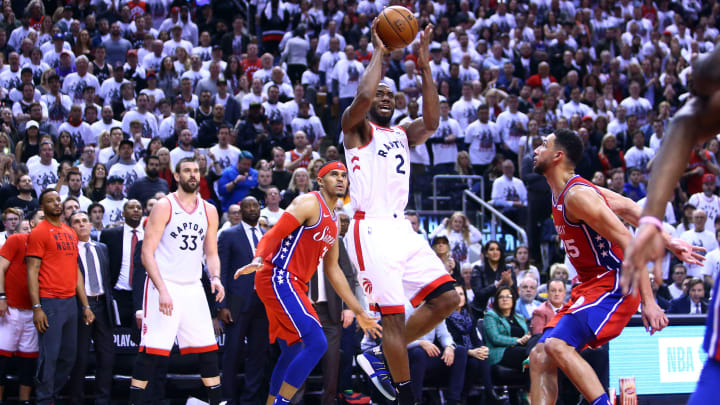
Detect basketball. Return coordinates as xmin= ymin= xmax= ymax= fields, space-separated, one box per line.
xmin=376 ymin=6 xmax=418 ymax=50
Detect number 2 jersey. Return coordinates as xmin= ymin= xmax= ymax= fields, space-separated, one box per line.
xmin=155 ymin=193 xmax=209 ymax=284
xmin=345 ymin=122 xmax=409 ymax=216
xmin=552 ymin=175 xmax=624 ymax=284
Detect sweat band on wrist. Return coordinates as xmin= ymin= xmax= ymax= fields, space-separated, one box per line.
xmin=639 ymin=216 xmax=663 ymax=231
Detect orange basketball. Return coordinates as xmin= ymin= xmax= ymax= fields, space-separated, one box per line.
xmin=377 ymin=6 xmax=419 ymax=50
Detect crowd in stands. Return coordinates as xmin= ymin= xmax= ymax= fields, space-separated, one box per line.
xmin=0 ymin=0 xmax=718 ymax=403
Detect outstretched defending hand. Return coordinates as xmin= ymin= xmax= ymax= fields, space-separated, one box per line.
xmin=667 ymin=237 xmax=706 ymax=266
xmin=416 ymin=23 xmax=434 ymax=71
xmin=235 ymin=257 xmax=263 ymax=278
xmin=356 ymin=311 xmax=383 ymax=339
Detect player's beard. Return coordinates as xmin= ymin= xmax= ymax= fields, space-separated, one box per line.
xmin=178 ymin=179 xmax=199 ymax=193
xmin=533 ymin=159 xmax=548 ymax=175
xmin=368 ymin=106 xmax=392 ymax=127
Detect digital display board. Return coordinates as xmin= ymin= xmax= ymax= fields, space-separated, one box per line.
xmin=609 ymin=325 xmax=706 ymax=395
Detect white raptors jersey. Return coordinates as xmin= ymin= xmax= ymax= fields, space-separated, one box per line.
xmin=155 ymin=193 xmax=209 ymax=284
xmin=346 ymin=122 xmax=410 ymax=216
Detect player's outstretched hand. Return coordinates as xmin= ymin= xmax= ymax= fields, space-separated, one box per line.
xmin=235 ymin=262 xmax=263 ymax=278
xmin=211 ymin=276 xmax=225 ymax=302
xmin=641 ymin=301 xmax=669 ymax=335
xmin=416 ymin=23 xmax=434 ymax=70
xmin=668 ymin=237 xmax=706 ymax=266
xmin=622 ymin=224 xmax=665 ymax=293
xmin=158 ymin=290 xmax=173 ymax=316
xmin=370 ymin=18 xmax=390 ymax=55
xmin=356 ymin=311 xmax=382 ymax=339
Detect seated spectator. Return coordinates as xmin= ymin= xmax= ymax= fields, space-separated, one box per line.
xmin=217 ymin=203 xmax=242 ymax=237
xmin=513 ymin=245 xmax=540 ymax=282
xmin=530 ymin=279 xmax=567 ymax=335
xmin=407 ymin=302 xmax=467 ymax=405
xmin=538 ymin=263 xmax=572 ymax=301
xmin=217 ymin=151 xmax=257 ymax=213
xmin=470 ymin=240 xmax=515 ymax=317
xmin=445 ymin=284 xmax=500 ymax=403
xmin=515 ymin=275 xmax=542 ymax=321
xmin=622 ymin=167 xmax=646 ymax=202
xmin=280 ymin=167 xmax=311 ymax=209
xmin=598 ymin=134 xmax=626 ymax=175
xmin=679 ymin=209 xmax=718 ymax=277
xmin=429 ymin=211 xmax=482 ymax=265
xmin=668 ymin=278 xmax=708 ymax=314
xmin=432 ymin=235 xmax=460 ymax=281
xmin=483 ymin=286 xmax=531 ymax=370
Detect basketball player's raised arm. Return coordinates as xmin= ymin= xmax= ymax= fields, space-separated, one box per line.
xmin=203 ymin=203 xmax=224 ymax=303
xmin=341 ymin=19 xmax=387 ymax=148
xmin=323 ymin=241 xmax=382 ymax=338
xmin=402 ymin=24 xmax=439 ymax=146
xmin=565 ymin=187 xmax=668 ymax=333
xmin=141 ymin=197 xmax=173 ymax=315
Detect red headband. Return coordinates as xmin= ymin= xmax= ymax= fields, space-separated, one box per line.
xmin=318 ymin=162 xmax=347 ymax=178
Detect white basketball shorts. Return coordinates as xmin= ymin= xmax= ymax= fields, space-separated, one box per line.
xmin=0 ymin=307 xmax=38 ymax=357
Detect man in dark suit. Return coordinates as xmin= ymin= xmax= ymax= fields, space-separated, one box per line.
xmin=669 ymin=278 xmax=709 ymax=314
xmin=100 ymin=199 xmax=144 ymax=327
xmin=68 ymin=211 xmax=115 ymax=405
xmin=309 ymin=212 xmax=360 ymax=405
xmin=217 ymin=196 xmax=270 ymax=404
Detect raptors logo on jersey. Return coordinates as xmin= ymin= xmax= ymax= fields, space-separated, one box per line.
xmin=269 ymin=191 xmax=337 ymax=284
xmin=155 ymin=193 xmax=209 ymax=284
xmin=345 ymin=122 xmax=410 ymax=215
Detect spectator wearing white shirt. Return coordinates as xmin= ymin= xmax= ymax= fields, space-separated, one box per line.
xmin=169 ymin=128 xmax=196 ymax=169
xmin=702 ymin=228 xmax=720 ymax=286
xmin=624 ymin=130 xmax=654 ymax=178
xmin=649 ymin=119 xmax=665 ymax=153
xmin=315 ymin=20 xmax=347 ymax=57
xmin=465 ymin=104 xmax=500 ymax=172
xmin=260 ymin=186 xmax=285 ymax=227
xmin=491 ymin=159 xmax=528 ymax=227
xmin=561 ymin=86 xmax=593 ymax=120
xmin=496 ymin=95 xmax=529 ymax=162
xmin=163 ymin=25 xmax=193 ymax=59
xmin=332 ymin=45 xmax=365 ymax=121
xmin=451 ymin=83 xmax=481 ymax=130
xmin=680 ymin=209 xmax=719 ymax=278
xmin=688 ymin=174 xmax=720 ymax=231
xmin=429 ymin=101 xmax=463 ymax=174
xmin=318 ymin=38 xmax=346 ymax=90
xmin=619 ymin=80 xmax=652 ymax=126
xmin=399 ymin=60 xmax=421 ymax=99
xmin=61 ymin=56 xmax=100 ymax=104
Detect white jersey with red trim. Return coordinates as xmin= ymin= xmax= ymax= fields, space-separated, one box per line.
xmin=155 ymin=193 xmax=208 ymax=284
xmin=345 ymin=122 xmax=410 ymax=216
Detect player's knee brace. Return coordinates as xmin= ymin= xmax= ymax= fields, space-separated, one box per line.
xmin=16 ymin=357 xmax=37 ymax=386
xmin=132 ymin=352 xmax=162 ymax=381
xmin=198 ymin=351 xmax=219 ymax=378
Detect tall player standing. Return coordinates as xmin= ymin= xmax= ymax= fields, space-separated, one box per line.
xmin=341 ymin=20 xmax=460 ymax=404
xmin=234 ymin=161 xmax=381 ymax=405
xmin=623 ymin=47 xmax=720 ymax=404
xmin=529 ymin=129 xmax=678 ymax=405
xmin=129 ymin=158 xmax=225 ymax=405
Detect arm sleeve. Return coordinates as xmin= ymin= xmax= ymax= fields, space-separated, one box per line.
xmin=255 ymin=212 xmax=302 ymax=261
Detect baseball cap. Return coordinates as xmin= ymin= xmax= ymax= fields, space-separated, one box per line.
xmin=60 ymin=49 xmax=72 ymax=56
xmin=703 ymin=173 xmax=716 ymax=184
xmin=582 ymin=115 xmax=593 ymax=122
xmin=113 ymin=61 xmax=124 ymax=70
xmin=431 ymin=235 xmax=449 ymax=246
xmin=53 ymin=33 xmax=64 ymax=40
xmin=26 ymin=120 xmax=39 ymax=129
xmin=249 ymin=101 xmax=261 ymax=109
xmin=171 ymin=6 xmax=180 ymax=13
xmin=430 ymin=43 xmax=441 ymax=52
xmin=269 ymin=115 xmax=283 ymax=123
xmin=147 ymin=71 xmax=157 ymax=78
xmin=216 ymin=77 xmax=227 ymax=85
xmin=107 ymin=175 xmax=124 ymax=184
xmin=126 ymin=49 xmax=138 ymax=57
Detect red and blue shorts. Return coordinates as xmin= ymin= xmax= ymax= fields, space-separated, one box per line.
xmin=539 ymin=270 xmax=641 ymax=350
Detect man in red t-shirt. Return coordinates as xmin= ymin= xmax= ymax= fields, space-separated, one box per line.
xmin=26 ymin=190 xmax=95 ymax=405
xmin=0 ymin=210 xmax=42 ymax=403
xmin=685 ymin=143 xmax=720 ymax=195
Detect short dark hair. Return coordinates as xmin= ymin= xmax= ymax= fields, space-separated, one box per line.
xmin=88 ymin=202 xmax=105 ymax=214
xmin=69 ymin=210 xmax=88 ymax=223
xmin=492 ymin=286 xmax=517 ymax=316
xmin=553 ymin=128 xmax=584 ymax=167
xmin=175 ymin=157 xmax=197 ymax=173
xmin=38 ymin=188 xmax=57 ymax=205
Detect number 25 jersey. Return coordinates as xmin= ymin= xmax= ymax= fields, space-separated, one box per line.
xmin=345 ymin=122 xmax=410 ymax=216
xmin=552 ymin=175 xmax=624 ymax=284
xmin=156 ymin=193 xmax=209 ymax=284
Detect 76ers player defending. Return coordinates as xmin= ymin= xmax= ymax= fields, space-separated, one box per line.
xmin=235 ymin=161 xmax=381 ymax=405
xmin=527 ymin=129 xmax=703 ymax=405
xmin=129 ymin=158 xmax=226 ymax=405
xmin=341 ymin=20 xmax=460 ymax=404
